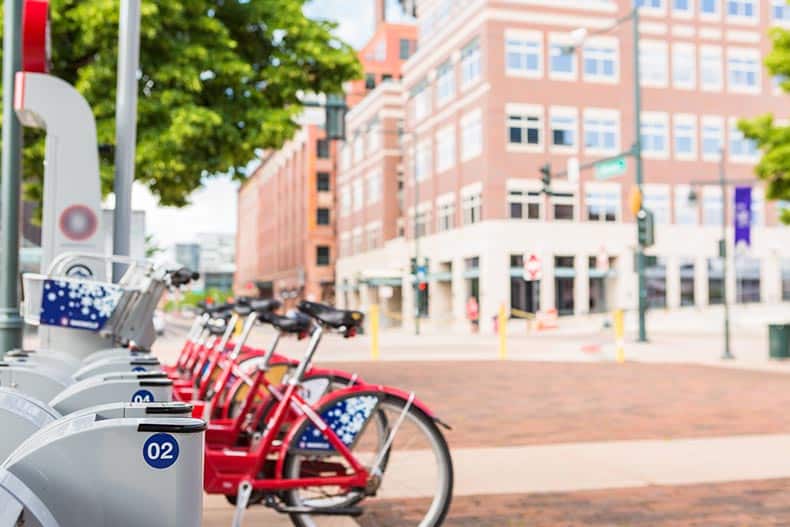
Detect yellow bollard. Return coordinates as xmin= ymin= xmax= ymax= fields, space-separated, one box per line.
xmin=613 ymin=308 xmax=625 ymax=363
xmin=370 ymin=304 xmax=380 ymax=361
xmin=234 ymin=317 xmax=243 ymax=338
xmin=498 ymin=304 xmax=507 ymax=360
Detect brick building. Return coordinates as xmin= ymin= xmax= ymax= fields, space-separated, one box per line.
xmin=335 ymin=0 xmax=790 ymax=332
xmin=233 ymin=8 xmax=417 ymax=302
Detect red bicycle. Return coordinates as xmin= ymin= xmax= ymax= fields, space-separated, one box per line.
xmin=204 ymin=301 xmax=454 ymax=527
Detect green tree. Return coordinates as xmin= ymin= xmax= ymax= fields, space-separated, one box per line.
xmin=739 ymin=23 xmax=790 ymax=223
xmin=7 ymin=0 xmax=360 ymax=209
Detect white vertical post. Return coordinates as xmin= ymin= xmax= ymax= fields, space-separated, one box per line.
xmin=113 ymin=0 xmax=141 ymax=280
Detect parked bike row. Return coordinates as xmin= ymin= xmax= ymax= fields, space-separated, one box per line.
xmin=0 ymin=252 xmax=453 ymax=526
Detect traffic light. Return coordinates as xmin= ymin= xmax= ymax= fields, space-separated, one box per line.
xmin=539 ymin=163 xmax=552 ymax=195
xmin=637 ymin=209 xmax=655 ymax=248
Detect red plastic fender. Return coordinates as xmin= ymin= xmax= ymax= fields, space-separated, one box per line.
xmin=274 ymin=384 xmax=440 ymax=478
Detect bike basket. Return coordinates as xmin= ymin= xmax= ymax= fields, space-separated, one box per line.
xmin=293 ymin=394 xmax=380 ymax=454
xmin=22 ymin=274 xmax=124 ymax=332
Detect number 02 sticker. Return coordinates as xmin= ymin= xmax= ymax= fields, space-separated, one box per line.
xmin=143 ymin=433 xmax=180 ymax=469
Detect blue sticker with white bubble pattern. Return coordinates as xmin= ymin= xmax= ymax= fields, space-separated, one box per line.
xmin=131 ymin=389 xmax=154 ymax=403
xmin=143 ymin=433 xmax=179 ymax=469
xmin=295 ymin=395 xmax=379 ymax=452
xmin=39 ymin=279 xmax=122 ymax=332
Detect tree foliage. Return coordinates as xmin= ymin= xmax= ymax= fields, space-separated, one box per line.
xmin=739 ymin=25 xmax=790 ymax=224
xmin=5 ymin=0 xmax=361 ymax=208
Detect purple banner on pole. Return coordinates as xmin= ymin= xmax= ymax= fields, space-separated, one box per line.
xmin=734 ymin=186 xmax=752 ymax=247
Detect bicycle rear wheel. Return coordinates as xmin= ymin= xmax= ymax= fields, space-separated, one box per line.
xmin=283 ymin=393 xmax=453 ymax=527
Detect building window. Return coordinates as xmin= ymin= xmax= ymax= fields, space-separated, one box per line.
xmin=317 ymin=172 xmax=330 ymax=192
xmin=549 ymin=42 xmax=575 ymax=79
xmin=511 ymin=254 xmax=541 ymax=314
xmin=701 ymin=116 xmax=724 ymax=160
xmin=552 ymin=191 xmax=575 ymax=220
xmin=703 ymin=188 xmax=723 ymax=226
xmin=700 ymin=0 xmax=720 ymax=16
xmin=340 ymin=186 xmax=351 ymax=217
xmin=366 ymin=224 xmax=381 ymax=250
xmin=399 ymin=38 xmax=414 ymax=59
xmin=415 ymin=140 xmax=432 ymax=182
xmin=437 ymin=197 xmax=456 ymax=232
xmin=679 ymin=259 xmax=696 ymax=306
xmin=367 ymin=118 xmax=381 ymax=153
xmin=727 ymin=0 xmax=757 ymax=19
xmin=550 ymin=108 xmax=577 ymax=151
xmin=751 ymin=190 xmax=765 ymax=226
xmin=352 ymin=230 xmax=363 ymax=254
xmin=353 ymin=134 xmax=364 ymax=163
xmin=461 ymin=109 xmax=483 ymax=161
xmin=643 ymin=185 xmax=671 ymax=224
xmin=640 ymin=41 xmax=669 ymax=87
xmin=505 ymin=31 xmax=542 ymax=78
xmin=316 ymin=208 xmax=330 ymax=225
xmin=507 ymin=107 xmax=543 ymax=150
xmin=675 ymin=185 xmax=698 ymax=225
xmin=412 ymin=78 xmax=431 ymax=121
xmin=672 ymin=43 xmax=696 ymax=89
xmin=782 ymin=259 xmax=790 ymax=301
xmin=316 ymin=139 xmax=330 ymax=159
xmin=674 ymin=115 xmax=697 ymax=160
xmin=461 ymin=38 xmax=482 ymax=89
xmin=316 ymin=246 xmax=330 ymax=266
xmin=729 ymin=120 xmax=759 ymax=161
xmin=508 ymin=189 xmax=542 ymax=220
xmin=736 ymin=257 xmax=761 ymax=303
xmin=462 ymin=188 xmax=482 ymax=225
xmin=366 ymin=170 xmax=382 ymax=203
xmin=727 ymin=50 xmax=761 ymax=93
xmin=414 ymin=206 xmax=431 ymax=237
xmin=352 ymin=179 xmax=364 ymax=212
xmin=436 ymin=125 xmax=456 ymax=173
xmin=365 ymin=73 xmax=376 ymax=90
xmin=775 ymin=0 xmax=790 ymax=22
xmin=641 ymin=113 xmax=669 ymax=158
xmin=700 ymin=46 xmax=723 ymax=91
xmin=341 ymin=145 xmax=351 ymax=171
xmin=707 ymin=258 xmax=725 ymax=304
xmin=673 ymin=0 xmax=693 ymax=15
xmin=339 ymin=235 xmax=350 ymax=258
xmin=436 ymin=60 xmax=455 ymax=106
xmin=584 ymin=110 xmax=619 ymax=154
xmin=583 ymin=39 xmax=618 ymax=82
xmin=585 ymin=185 xmax=619 ymax=222
xmin=636 ymin=0 xmax=664 ymax=9
xmin=646 ymin=258 xmax=667 ymax=309
xmin=554 ymin=256 xmax=575 ymax=316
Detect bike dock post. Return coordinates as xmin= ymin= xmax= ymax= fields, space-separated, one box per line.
xmin=370 ymin=303 xmax=380 ymax=361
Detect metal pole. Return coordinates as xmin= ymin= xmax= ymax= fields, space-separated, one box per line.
xmin=720 ymin=148 xmax=734 ymax=360
xmin=413 ymin=144 xmax=420 ymax=336
xmin=112 ymin=0 xmax=141 ymax=281
xmin=632 ymin=7 xmax=648 ymax=343
xmin=0 ymin=0 xmax=25 ymax=357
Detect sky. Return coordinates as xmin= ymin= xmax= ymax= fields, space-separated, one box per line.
xmin=135 ymin=0 xmax=413 ymax=250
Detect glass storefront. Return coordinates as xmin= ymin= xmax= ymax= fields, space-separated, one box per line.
xmin=510 ymin=255 xmax=540 ymax=314
xmin=735 ymin=257 xmax=761 ymax=304
xmin=646 ymin=257 xmax=667 ymax=309
xmin=680 ymin=258 xmax=695 ymax=307
xmin=554 ymin=256 xmax=575 ymax=316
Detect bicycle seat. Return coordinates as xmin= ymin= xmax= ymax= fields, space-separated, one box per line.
xmin=251 ymin=298 xmax=282 ymax=313
xmin=258 ymin=310 xmax=312 ymax=335
xmin=298 ymin=301 xmax=364 ymax=330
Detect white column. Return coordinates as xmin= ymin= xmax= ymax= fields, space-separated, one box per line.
xmin=762 ymin=252 xmax=781 ymax=304
xmin=666 ymin=255 xmax=681 ymax=309
xmin=540 ymin=252 xmax=555 ymax=311
xmin=452 ymin=256 xmax=467 ymax=332
xmin=617 ymin=250 xmax=636 ymax=310
xmin=479 ymin=249 xmax=509 ymax=335
xmin=575 ymin=255 xmax=589 ymax=315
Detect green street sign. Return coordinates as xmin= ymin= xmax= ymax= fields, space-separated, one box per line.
xmin=594 ymin=157 xmax=627 ymax=180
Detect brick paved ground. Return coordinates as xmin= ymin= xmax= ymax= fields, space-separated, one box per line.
xmin=361 ymin=479 xmax=790 ymax=526
xmin=325 ymin=360 xmax=790 ymax=448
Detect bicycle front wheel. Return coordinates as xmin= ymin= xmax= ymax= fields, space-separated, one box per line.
xmin=283 ymin=393 xmax=453 ymax=527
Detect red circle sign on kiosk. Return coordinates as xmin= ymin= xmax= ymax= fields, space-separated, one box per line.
xmin=59 ymin=205 xmax=98 ymax=241
xmin=22 ymin=0 xmax=50 ymax=73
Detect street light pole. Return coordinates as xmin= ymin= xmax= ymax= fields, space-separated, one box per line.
xmin=719 ymin=149 xmax=734 ymax=360
xmin=631 ymin=7 xmax=648 ymax=343
xmin=0 ymin=0 xmax=25 ymax=357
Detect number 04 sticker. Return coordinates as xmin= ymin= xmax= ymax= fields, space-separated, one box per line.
xmin=143 ymin=433 xmax=180 ymax=469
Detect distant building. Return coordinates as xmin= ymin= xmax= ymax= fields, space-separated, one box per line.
xmin=174 ymin=243 xmax=200 ymax=273
xmin=173 ymin=232 xmax=235 ymax=292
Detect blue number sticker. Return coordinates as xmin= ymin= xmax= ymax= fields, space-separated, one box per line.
xmin=131 ymin=389 xmax=154 ymax=403
xmin=131 ymin=366 xmax=147 ymax=373
xmin=143 ymin=433 xmax=179 ymax=470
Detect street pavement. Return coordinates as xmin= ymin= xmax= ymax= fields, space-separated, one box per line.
xmin=154 ymin=314 xmax=790 ymax=525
